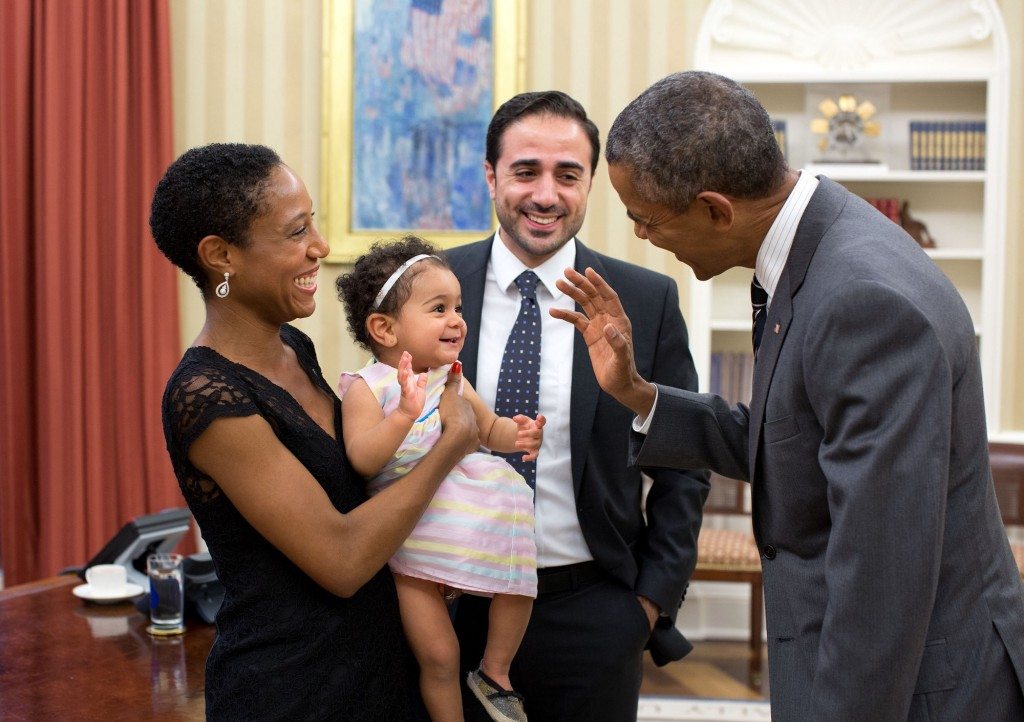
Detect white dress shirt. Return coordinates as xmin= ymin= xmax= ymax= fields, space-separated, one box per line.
xmin=475 ymin=234 xmax=592 ymax=567
xmin=635 ymin=170 xmax=819 ymax=433
xmin=755 ymin=169 xmax=819 ymax=306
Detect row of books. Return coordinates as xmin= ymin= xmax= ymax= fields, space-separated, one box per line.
xmin=709 ymin=351 xmax=755 ymax=406
xmin=909 ymin=120 xmax=986 ymax=171
xmin=707 ymin=351 xmax=755 ymax=508
xmin=865 ymin=197 xmax=902 ymax=225
xmin=866 ymin=196 xmax=938 ymax=248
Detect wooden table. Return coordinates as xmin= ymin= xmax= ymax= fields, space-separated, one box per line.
xmin=0 ymin=575 xmax=214 ymax=720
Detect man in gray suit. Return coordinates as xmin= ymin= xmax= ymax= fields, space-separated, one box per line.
xmin=553 ymin=70 xmax=1024 ymax=720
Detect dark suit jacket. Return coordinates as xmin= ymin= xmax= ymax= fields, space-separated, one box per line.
xmin=634 ymin=178 xmax=1024 ymax=719
xmin=445 ymin=237 xmax=709 ymax=664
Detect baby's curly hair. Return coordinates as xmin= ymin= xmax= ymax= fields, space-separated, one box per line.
xmin=336 ymin=236 xmax=450 ymax=353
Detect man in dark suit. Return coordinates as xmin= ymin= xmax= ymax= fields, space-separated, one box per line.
xmin=446 ymin=91 xmax=708 ymax=721
xmin=554 ymin=71 xmax=1024 ymax=721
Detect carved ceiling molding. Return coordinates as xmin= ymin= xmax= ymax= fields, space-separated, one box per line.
xmin=702 ymin=0 xmax=994 ymax=70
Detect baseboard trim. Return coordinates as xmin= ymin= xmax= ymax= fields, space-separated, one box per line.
xmin=638 ymin=696 xmax=771 ymax=721
xmin=677 ymin=581 xmax=764 ymax=641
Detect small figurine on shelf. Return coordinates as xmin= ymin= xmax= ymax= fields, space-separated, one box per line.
xmin=900 ymin=201 xmax=937 ymax=248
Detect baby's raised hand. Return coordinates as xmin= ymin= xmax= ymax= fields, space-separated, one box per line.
xmin=513 ymin=414 xmax=546 ymax=462
xmin=396 ymin=351 xmax=427 ymax=422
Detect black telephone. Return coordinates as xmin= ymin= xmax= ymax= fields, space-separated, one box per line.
xmin=77 ymin=508 xmax=192 ymax=589
xmin=182 ymin=552 xmax=224 ymax=623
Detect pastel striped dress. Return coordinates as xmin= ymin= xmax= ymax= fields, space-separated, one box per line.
xmin=339 ymin=361 xmax=537 ymax=597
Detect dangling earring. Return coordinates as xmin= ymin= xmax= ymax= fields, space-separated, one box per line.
xmin=215 ymin=272 xmax=231 ymax=299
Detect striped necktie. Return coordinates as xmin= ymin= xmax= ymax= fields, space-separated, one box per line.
xmin=751 ymin=275 xmax=768 ymax=356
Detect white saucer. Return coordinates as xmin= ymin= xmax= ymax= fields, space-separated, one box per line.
xmin=73 ymin=582 xmax=145 ymax=604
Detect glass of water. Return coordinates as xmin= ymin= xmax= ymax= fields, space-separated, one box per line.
xmin=147 ymin=553 xmax=185 ymax=635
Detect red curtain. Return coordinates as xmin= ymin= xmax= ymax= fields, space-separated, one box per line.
xmin=0 ymin=0 xmax=188 ymax=586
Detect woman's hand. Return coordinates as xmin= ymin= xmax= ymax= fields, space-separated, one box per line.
xmin=396 ymin=351 xmax=427 ymax=423
xmin=438 ymin=361 xmax=479 ymax=457
xmin=513 ymin=414 xmax=546 ymax=462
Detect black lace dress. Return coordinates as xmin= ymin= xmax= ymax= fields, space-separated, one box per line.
xmin=162 ymin=325 xmax=423 ymax=721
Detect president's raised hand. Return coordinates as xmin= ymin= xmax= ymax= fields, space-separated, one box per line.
xmin=551 ymin=267 xmax=657 ymax=419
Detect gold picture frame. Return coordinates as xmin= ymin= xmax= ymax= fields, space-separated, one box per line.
xmin=321 ymin=0 xmax=525 ymax=263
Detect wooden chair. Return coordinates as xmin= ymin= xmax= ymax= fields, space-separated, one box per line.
xmin=989 ymin=442 xmax=1024 ymax=577
xmin=691 ymin=474 xmax=763 ymax=672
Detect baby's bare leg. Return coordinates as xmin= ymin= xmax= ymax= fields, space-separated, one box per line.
xmin=480 ymin=593 xmax=534 ymax=690
xmin=394 ymin=574 xmax=463 ymax=722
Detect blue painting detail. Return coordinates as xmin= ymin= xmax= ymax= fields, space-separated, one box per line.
xmin=353 ymin=0 xmax=494 ymax=231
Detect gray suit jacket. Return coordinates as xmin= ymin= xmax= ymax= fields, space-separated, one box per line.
xmin=446 ymin=237 xmax=709 ymax=665
xmin=633 ymin=178 xmax=1024 ymax=719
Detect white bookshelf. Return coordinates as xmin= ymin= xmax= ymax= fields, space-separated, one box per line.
xmin=691 ymin=0 xmax=1010 ymax=435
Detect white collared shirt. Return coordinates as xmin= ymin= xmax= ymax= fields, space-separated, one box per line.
xmin=475 ymin=234 xmax=591 ymax=566
xmin=755 ymin=169 xmax=819 ymax=306
xmin=635 ymin=170 xmax=819 ymax=433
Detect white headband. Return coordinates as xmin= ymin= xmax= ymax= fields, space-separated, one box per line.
xmin=372 ymin=254 xmax=439 ymax=310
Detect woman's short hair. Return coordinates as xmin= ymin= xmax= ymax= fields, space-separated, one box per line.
xmin=150 ymin=143 xmax=281 ymax=292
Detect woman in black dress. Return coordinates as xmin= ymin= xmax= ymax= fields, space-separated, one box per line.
xmin=150 ymin=143 xmax=478 ymax=720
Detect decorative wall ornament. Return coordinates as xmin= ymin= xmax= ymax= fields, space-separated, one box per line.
xmin=810 ymin=93 xmax=881 ymax=162
xmin=702 ymin=0 xmax=994 ymax=70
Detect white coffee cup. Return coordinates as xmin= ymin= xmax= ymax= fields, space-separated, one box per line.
xmin=85 ymin=564 xmax=127 ymax=594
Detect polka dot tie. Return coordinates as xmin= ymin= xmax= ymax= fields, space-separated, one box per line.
xmin=493 ymin=271 xmax=541 ymax=489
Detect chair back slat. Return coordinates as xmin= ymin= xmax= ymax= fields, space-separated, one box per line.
xmin=705 ymin=474 xmax=749 ymax=515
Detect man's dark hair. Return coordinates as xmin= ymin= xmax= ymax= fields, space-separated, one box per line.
xmin=486 ymin=90 xmax=601 ymax=174
xmin=605 ymin=71 xmax=788 ymax=211
xmin=149 ymin=143 xmax=282 ymax=292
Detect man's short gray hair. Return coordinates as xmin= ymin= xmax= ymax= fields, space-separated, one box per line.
xmin=606 ymin=71 xmax=787 ymax=211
